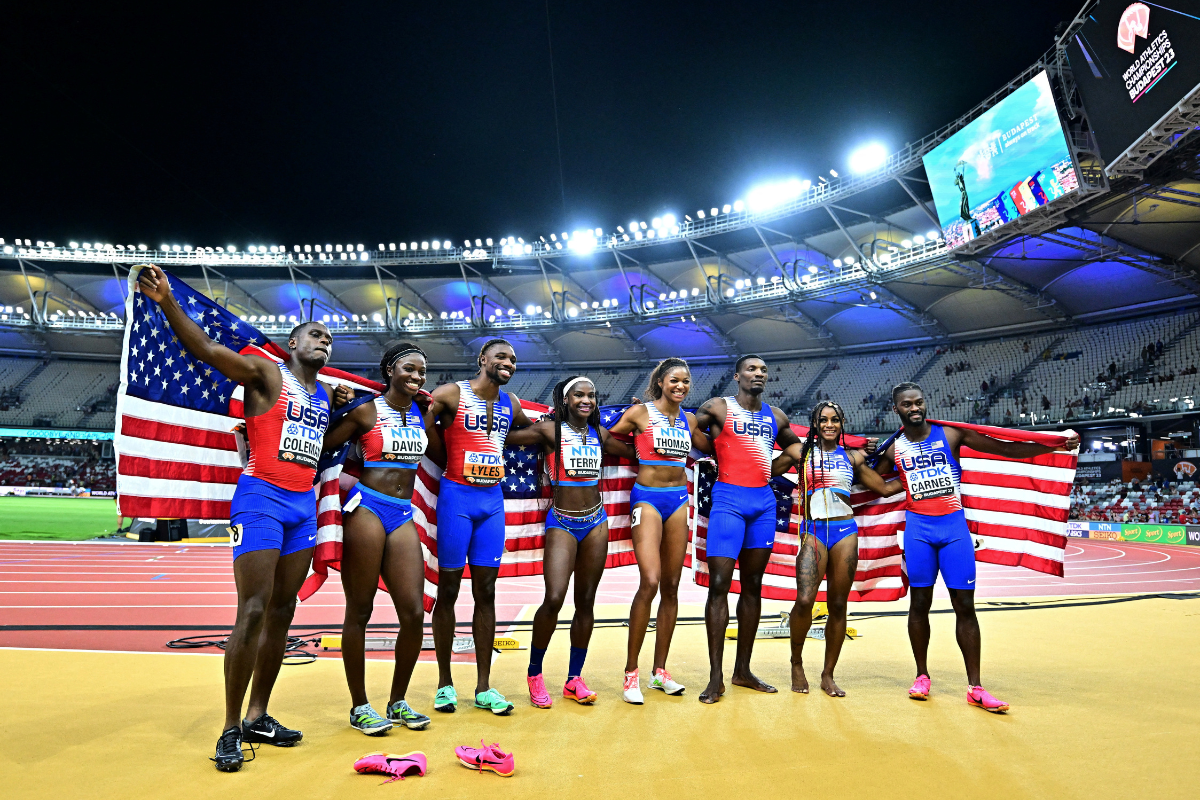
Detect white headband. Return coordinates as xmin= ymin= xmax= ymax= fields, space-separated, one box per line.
xmin=562 ymin=376 xmax=594 ymax=396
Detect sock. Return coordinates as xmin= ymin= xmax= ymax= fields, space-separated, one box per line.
xmin=568 ymin=646 xmax=587 ymax=679
xmin=528 ymin=646 xmax=547 ymax=677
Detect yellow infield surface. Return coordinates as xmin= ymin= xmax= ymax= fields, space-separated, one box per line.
xmin=2 ymin=595 xmax=1196 ymax=800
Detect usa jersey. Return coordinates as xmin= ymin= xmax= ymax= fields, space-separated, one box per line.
xmin=894 ymin=424 xmax=962 ymax=515
xmin=546 ymin=423 xmax=602 ymax=487
xmin=244 ymin=364 xmax=330 ymax=492
xmin=714 ymin=396 xmax=777 ymax=487
xmin=443 ymin=381 xmax=513 ymax=487
xmin=803 ymin=445 xmax=855 ymax=519
xmin=634 ymin=403 xmax=690 ymax=466
xmin=359 ymin=396 xmax=427 ymax=469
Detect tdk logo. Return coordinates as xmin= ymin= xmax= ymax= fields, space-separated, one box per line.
xmin=900 ymin=451 xmax=950 ymax=472
xmin=285 ymin=400 xmax=329 ymax=430
xmin=731 ymin=419 xmax=772 ymax=438
xmin=464 ymin=412 xmax=511 ymax=435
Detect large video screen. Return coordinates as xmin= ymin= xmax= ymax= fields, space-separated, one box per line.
xmin=1066 ymin=1 xmax=1200 ymax=164
xmin=922 ymin=70 xmax=1079 ymax=249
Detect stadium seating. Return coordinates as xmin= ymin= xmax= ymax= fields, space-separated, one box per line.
xmin=0 ymin=455 xmax=115 ymax=491
xmin=1070 ymin=478 xmax=1200 ymax=524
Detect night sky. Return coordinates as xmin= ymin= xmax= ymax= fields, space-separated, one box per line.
xmin=4 ymin=1 xmax=1084 ymax=248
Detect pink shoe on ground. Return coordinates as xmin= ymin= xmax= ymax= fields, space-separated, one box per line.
xmin=909 ymin=674 xmax=931 ymax=700
xmin=455 ymin=740 xmax=515 ymax=777
xmin=527 ymin=674 xmax=553 ymax=708
xmin=563 ymin=676 xmax=597 ymax=704
xmin=353 ymin=751 xmax=427 ymax=783
xmin=967 ymin=685 xmax=1010 ymax=713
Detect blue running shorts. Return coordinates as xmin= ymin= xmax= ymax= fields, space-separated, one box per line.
xmin=545 ymin=507 xmax=608 ymax=543
xmin=436 ymin=476 xmax=506 ymax=569
xmin=803 ymin=517 xmax=857 ymax=551
xmin=630 ymin=483 xmax=689 ymax=524
xmin=903 ymin=509 xmax=976 ymax=590
xmin=705 ymin=481 xmax=777 ymax=559
xmin=229 ymin=474 xmax=317 ymax=560
xmin=345 ymin=482 xmax=413 ymax=533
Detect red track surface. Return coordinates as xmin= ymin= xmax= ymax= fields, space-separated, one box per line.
xmin=1 ymin=539 xmax=1198 ymax=654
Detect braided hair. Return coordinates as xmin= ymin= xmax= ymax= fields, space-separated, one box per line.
xmin=477 ymin=338 xmax=513 ymax=372
xmin=548 ymin=376 xmax=602 ymax=510
xmin=646 ymin=357 xmax=690 ymax=401
xmin=798 ymin=400 xmax=848 ymax=532
xmin=379 ymin=340 xmax=426 ymax=427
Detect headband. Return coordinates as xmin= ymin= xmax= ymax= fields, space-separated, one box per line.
xmin=386 ymin=347 xmax=425 ymax=373
xmin=562 ymin=376 xmax=594 ymax=396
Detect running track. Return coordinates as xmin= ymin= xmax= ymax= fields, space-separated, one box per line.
xmin=1 ymin=539 xmax=1199 ymax=654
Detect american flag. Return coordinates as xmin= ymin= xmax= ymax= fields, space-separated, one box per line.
xmin=692 ymin=422 xmax=1077 ymax=602
xmin=115 ymin=267 xmax=381 ymax=523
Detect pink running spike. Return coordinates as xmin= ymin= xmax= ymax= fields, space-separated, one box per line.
xmin=967 ymin=685 xmax=1010 ymax=714
xmin=455 ymin=740 xmax=515 ymax=777
xmin=527 ymin=673 xmax=553 ymax=708
xmin=563 ymin=676 xmax=597 ymax=704
xmin=354 ymin=751 xmax=427 ymax=783
xmin=909 ymin=674 xmax=931 ymax=700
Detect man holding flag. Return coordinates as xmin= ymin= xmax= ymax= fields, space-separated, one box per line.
xmin=877 ymin=382 xmax=1078 ymax=714
xmin=136 ymin=264 xmax=348 ymax=771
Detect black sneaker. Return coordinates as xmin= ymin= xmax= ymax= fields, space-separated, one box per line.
xmin=242 ymin=713 xmax=303 ymax=747
xmin=212 ymin=726 xmax=248 ymax=772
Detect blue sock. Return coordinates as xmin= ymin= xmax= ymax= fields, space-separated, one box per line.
xmin=568 ymin=646 xmax=587 ymax=678
xmin=528 ymin=647 xmax=547 ymax=677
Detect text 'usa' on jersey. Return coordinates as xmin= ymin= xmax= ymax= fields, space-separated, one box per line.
xmin=714 ymin=397 xmax=777 ymax=487
xmin=443 ymin=381 xmax=513 ymax=487
xmin=894 ymin=424 xmax=963 ymax=515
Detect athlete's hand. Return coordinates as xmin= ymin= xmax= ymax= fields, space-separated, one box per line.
xmin=332 ymin=384 xmax=354 ymax=408
xmin=1057 ymin=430 xmax=1080 ymax=453
xmin=136 ymin=264 xmax=172 ymax=305
xmin=629 ymin=395 xmax=642 ymax=405
xmin=864 ymin=437 xmax=879 ymax=455
xmin=414 ymin=389 xmax=432 ymax=411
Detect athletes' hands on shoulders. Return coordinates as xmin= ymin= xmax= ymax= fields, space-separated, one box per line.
xmin=693 ymin=397 xmax=725 ymax=431
xmin=773 ymin=406 xmax=801 ymax=447
xmin=685 ymin=410 xmax=713 ymax=454
xmin=505 ymin=417 xmax=553 ymax=447
xmin=600 ymin=425 xmax=635 ymax=458
xmin=428 ymin=381 xmax=460 ymax=423
xmin=507 ymin=392 xmax=537 ymax=428
xmin=773 ymin=441 xmax=803 ymax=477
xmin=322 ymin=396 xmax=376 ymax=452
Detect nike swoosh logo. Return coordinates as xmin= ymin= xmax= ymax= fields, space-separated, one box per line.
xmin=308 ymin=535 xmax=316 ymax=541
xmin=967 ymin=579 xmax=975 ymax=584
xmin=256 ymin=729 xmax=276 ymax=738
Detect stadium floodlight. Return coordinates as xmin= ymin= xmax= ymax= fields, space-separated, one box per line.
xmin=568 ymin=307 xmax=578 ymax=318
xmin=550 ymin=233 xmax=558 ymax=241
xmin=756 ymin=277 xmax=765 ymax=285
xmin=869 ymin=291 xmax=877 ymax=300
xmin=489 ymin=314 xmax=496 ymax=322
xmin=407 ymin=312 xmax=416 ymax=320
xmin=408 ymin=242 xmax=416 ymax=250
xmin=732 ymin=200 xmax=744 ymax=212
xmin=536 ymin=305 xmax=542 ymax=313
xmin=734 ymin=279 xmax=744 ymax=289
xmin=440 ymin=311 xmax=448 ymax=319
xmin=725 ymin=288 xmax=735 ymax=297
xmin=913 ymin=235 xmax=925 ymax=245
xmin=322 ymin=314 xmax=330 ymax=322
xmin=829 ymin=169 xmax=839 ymax=178
xmin=544 ymin=311 xmax=552 ymax=318
xmin=669 ymin=291 xmax=677 ymax=300
xmin=69 ymin=241 xmax=78 ymax=248
xmin=833 ymin=259 xmax=843 ymax=268
xmin=848 ymin=143 xmax=888 ymax=174
xmin=901 ymin=239 xmax=912 ymax=248
xmin=568 ymin=230 xmax=596 ymax=254
xmin=555 ymin=242 xmax=563 ymax=250
xmin=658 ymin=292 xmax=666 ymax=301
xmin=487 ymin=238 xmax=494 ymax=246
xmin=722 ymin=204 xmax=731 ymax=214
xmin=372 ymin=313 xmax=383 ymax=322
xmin=508 ymin=308 xmax=515 ymax=315
xmin=746 ymin=178 xmax=807 ymax=213
xmin=645 ymin=301 xmax=655 ymax=309
xmin=808 ymin=265 xmax=818 ymax=273
xmin=692 ymin=288 xmax=700 ymax=296
xmin=710 ymin=208 xmax=718 ymax=216
xmin=845 ymin=255 xmax=855 ymax=264
xmin=421 ymin=241 xmax=429 ymax=250
xmin=697 ymin=210 xmax=705 ymax=219
xmin=927 ymin=230 xmax=940 ymax=240
xmin=652 ymin=217 xmax=661 ymax=228
xmin=524 ymin=244 xmax=533 ymax=254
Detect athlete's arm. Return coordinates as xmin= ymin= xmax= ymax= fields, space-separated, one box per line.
xmin=322 ymin=400 xmax=375 ymax=453
xmin=685 ymin=411 xmax=713 ymax=455
xmin=772 ymin=441 xmax=802 ymax=477
xmin=692 ymin=397 xmax=724 ymax=436
xmin=954 ymin=427 xmax=1080 ymax=460
xmin=599 ymin=426 xmax=635 ymax=459
xmin=872 ymin=441 xmax=898 ymax=478
xmin=607 ymin=404 xmax=646 ymax=436
xmin=848 ymin=449 xmax=904 ymax=496
xmin=422 ymin=403 xmax=446 ymax=466
xmin=507 ymin=392 xmax=536 ymax=428
xmin=428 ymin=382 xmax=460 ymax=428
xmin=329 ymin=383 xmax=354 ymax=409
xmin=136 ymin=264 xmax=274 ymax=389
xmin=773 ymin=407 xmax=802 ymax=449
xmin=504 ymin=418 xmax=553 ymax=447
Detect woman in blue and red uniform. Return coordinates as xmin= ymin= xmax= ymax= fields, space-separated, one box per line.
xmin=608 ymin=358 xmax=711 ymax=703
xmin=505 ymin=376 xmax=633 ymax=708
xmin=774 ymin=401 xmax=900 ymax=697
xmin=692 ymin=355 xmax=802 ymax=704
xmin=137 ymin=264 xmax=348 ymax=771
xmin=321 ymin=342 xmax=443 ymax=736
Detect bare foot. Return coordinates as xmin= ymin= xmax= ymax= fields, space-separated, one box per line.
xmin=731 ymin=671 xmax=777 ymax=693
xmin=791 ymin=662 xmax=809 ymax=694
xmin=699 ymin=679 xmax=725 ymax=704
xmin=820 ymin=673 xmax=845 ymax=697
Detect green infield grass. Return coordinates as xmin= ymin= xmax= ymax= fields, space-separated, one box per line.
xmin=0 ymin=496 xmax=125 ymax=540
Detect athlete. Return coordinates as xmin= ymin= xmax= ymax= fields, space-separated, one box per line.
xmin=321 ymin=341 xmax=443 ymax=735
xmin=876 ymin=382 xmax=1078 ymax=713
xmin=505 ymin=376 xmax=634 ymax=708
xmin=773 ymin=401 xmax=899 ymax=697
xmin=692 ymin=355 xmax=802 ymax=704
xmin=426 ymin=339 xmax=537 ymax=716
xmin=608 ymin=358 xmax=711 ymax=703
xmin=136 ymin=264 xmax=347 ymax=771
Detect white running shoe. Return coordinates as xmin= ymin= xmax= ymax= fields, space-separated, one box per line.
xmin=623 ymin=669 xmax=644 ymax=705
xmin=649 ymin=668 xmax=685 ymax=696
